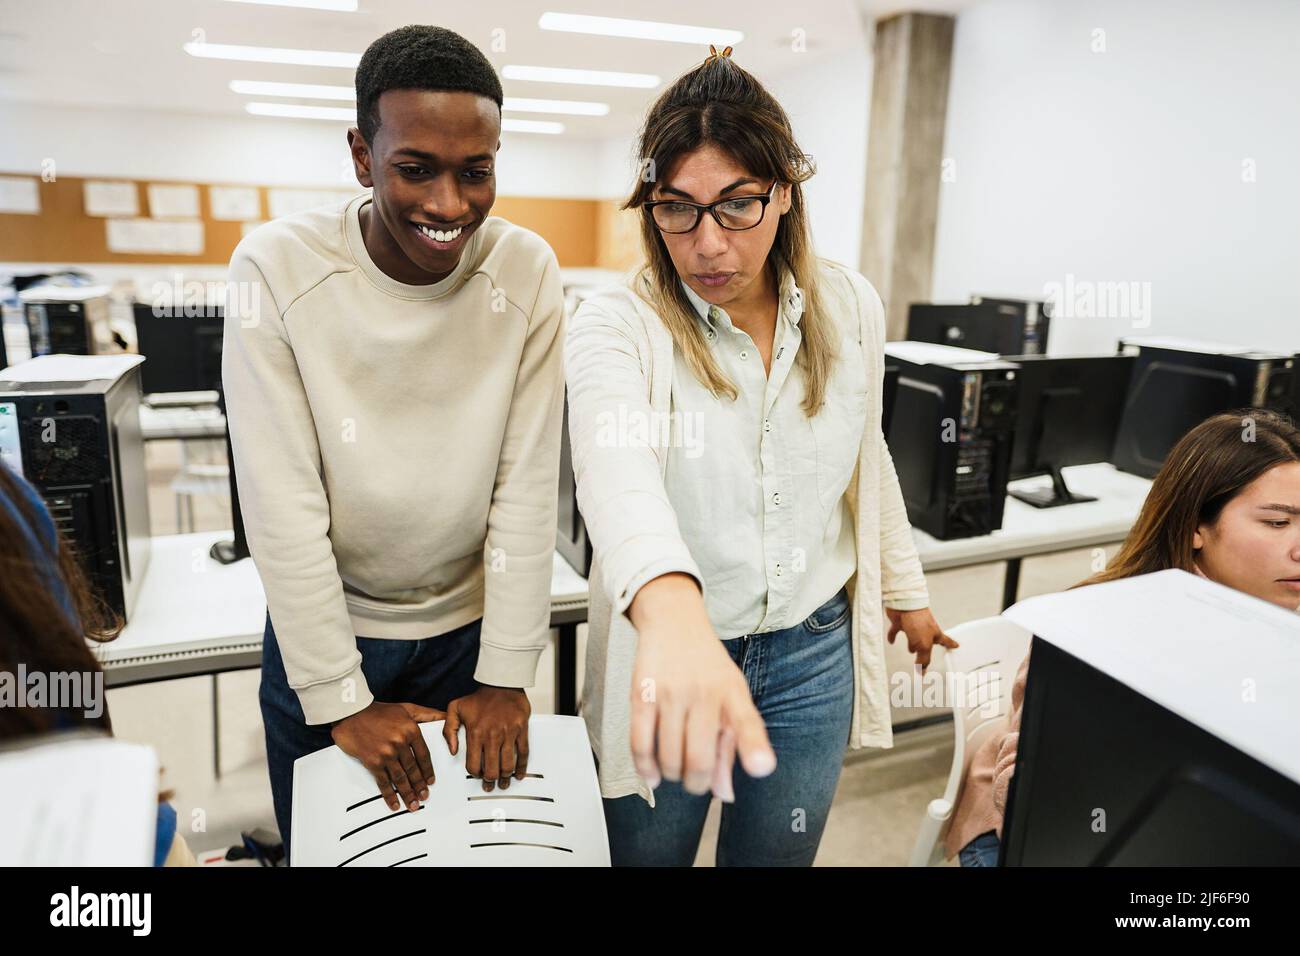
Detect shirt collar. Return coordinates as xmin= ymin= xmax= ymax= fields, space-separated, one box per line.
xmin=679 ymin=267 xmax=805 ymax=333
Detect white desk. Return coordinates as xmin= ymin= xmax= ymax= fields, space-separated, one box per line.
xmin=912 ymin=462 xmax=1153 ymax=607
xmin=102 ymin=531 xmax=589 ymax=688
xmin=101 ymin=532 xmax=591 ymax=777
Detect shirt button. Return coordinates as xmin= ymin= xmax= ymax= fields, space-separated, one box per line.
xmin=763 ymin=419 xmax=771 ymax=433
xmin=740 ymin=350 xmax=748 ymax=360
xmin=772 ymin=492 xmax=781 ymax=506
xmin=775 ymin=564 xmax=783 ymax=577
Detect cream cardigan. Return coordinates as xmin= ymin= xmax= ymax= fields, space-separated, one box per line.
xmin=565 ymin=260 xmax=931 ymax=802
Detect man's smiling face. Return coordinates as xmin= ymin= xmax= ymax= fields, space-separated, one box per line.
xmin=349 ymin=88 xmax=500 ymax=283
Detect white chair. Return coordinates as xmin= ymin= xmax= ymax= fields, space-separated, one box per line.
xmin=169 ymin=437 xmax=229 ymax=532
xmin=907 ymin=616 xmax=1033 ymax=867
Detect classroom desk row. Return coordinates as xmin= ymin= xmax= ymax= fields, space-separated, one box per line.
xmin=96 ymin=461 xmax=1152 ymax=777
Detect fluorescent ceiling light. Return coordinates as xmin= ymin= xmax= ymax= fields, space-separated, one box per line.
xmin=185 ymin=42 xmax=360 ymax=68
xmin=243 ymin=104 xmax=565 ymax=133
xmin=501 ymin=118 xmax=565 ymax=134
xmin=231 ymin=80 xmax=354 ymax=100
xmin=503 ymin=96 xmax=609 ymax=116
xmin=246 ymin=102 xmax=356 ymax=121
xmin=502 ymin=65 xmax=659 ymax=89
xmin=539 ymin=12 xmax=743 ymax=46
xmin=223 ymin=0 xmax=358 ymax=9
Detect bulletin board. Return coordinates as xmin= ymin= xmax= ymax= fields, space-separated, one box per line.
xmin=0 ymin=172 xmax=605 ymax=267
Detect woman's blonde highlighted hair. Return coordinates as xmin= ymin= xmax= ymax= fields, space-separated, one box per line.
xmin=623 ymin=51 xmax=835 ymax=416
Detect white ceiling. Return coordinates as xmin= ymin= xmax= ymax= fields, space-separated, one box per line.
xmin=0 ymin=0 xmax=973 ymax=138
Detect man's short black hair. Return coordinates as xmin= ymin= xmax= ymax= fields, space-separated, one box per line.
xmin=355 ymin=25 xmax=503 ymax=144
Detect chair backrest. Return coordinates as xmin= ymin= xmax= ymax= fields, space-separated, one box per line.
xmin=909 ymin=617 xmax=1033 ymax=865
xmin=939 ymin=617 xmax=1033 ymax=781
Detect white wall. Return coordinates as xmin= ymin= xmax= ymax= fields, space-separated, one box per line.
xmin=0 ymin=101 xmax=611 ymax=198
xmin=768 ymin=44 xmax=872 ymax=268
xmin=932 ymin=0 xmax=1300 ymax=356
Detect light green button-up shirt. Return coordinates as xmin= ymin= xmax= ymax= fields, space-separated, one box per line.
xmin=664 ymin=270 xmax=867 ymax=638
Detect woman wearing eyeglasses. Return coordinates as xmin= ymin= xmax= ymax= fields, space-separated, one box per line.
xmin=564 ymin=47 xmax=955 ymax=866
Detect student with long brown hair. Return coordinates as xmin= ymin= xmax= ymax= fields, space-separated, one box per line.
xmin=1 ymin=461 xmax=194 ymax=865
xmin=565 ymin=47 xmax=955 ymax=865
xmin=0 ymin=462 xmax=118 ymax=738
xmin=946 ymin=408 xmax=1300 ymax=866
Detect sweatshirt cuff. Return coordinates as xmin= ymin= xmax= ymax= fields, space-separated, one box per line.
xmin=295 ymin=662 xmax=374 ymax=726
xmin=475 ymin=642 xmax=545 ymax=689
xmin=883 ymin=595 xmax=931 ymax=612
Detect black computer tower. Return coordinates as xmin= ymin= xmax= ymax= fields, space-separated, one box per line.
xmin=132 ymin=304 xmax=225 ymax=395
xmin=556 ymin=396 xmax=591 ymax=576
xmin=907 ymin=297 xmax=1050 ymax=356
xmin=22 ymin=291 xmax=114 ymax=356
xmin=0 ymin=360 xmax=152 ymax=622
xmin=885 ymin=347 xmax=1021 ymax=539
xmin=1111 ymin=343 xmax=1295 ymax=479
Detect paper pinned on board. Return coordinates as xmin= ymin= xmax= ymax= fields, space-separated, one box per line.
xmin=0 ymin=176 xmax=40 ymax=214
xmin=267 ymin=187 xmax=360 ymax=219
xmin=146 ymin=183 xmax=201 ymax=219
xmin=83 ymin=180 xmax=140 ymax=217
xmin=0 ymin=733 xmax=159 ymax=866
xmin=209 ymin=185 xmax=262 ymax=221
xmin=105 ymin=218 xmax=204 ymax=255
xmin=291 ymin=714 xmax=610 ymax=867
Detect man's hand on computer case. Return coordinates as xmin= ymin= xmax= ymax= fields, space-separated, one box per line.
xmin=330 ymin=702 xmax=446 ymax=813
xmin=886 ymin=606 xmax=960 ymax=673
xmin=442 ymin=686 xmax=532 ymax=792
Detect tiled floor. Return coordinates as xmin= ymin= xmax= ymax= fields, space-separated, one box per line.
xmin=107 ymin=438 xmax=1118 ymax=865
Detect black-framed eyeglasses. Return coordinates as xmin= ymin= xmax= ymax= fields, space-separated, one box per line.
xmin=643 ymin=181 xmax=779 ymax=234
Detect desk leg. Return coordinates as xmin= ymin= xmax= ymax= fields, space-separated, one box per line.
xmin=212 ymin=674 xmax=221 ymax=781
xmin=555 ymin=624 xmax=578 ymax=717
xmin=1002 ymin=558 xmax=1023 ymax=611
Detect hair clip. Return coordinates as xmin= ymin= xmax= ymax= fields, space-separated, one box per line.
xmin=707 ymin=44 xmax=734 ymax=60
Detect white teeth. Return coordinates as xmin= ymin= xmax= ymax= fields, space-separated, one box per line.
xmin=417 ymin=224 xmax=462 ymax=243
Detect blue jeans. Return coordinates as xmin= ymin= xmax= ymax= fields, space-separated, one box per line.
xmin=259 ymin=612 xmax=483 ymax=859
xmin=959 ymin=830 xmax=1001 ymax=867
xmin=602 ymin=586 xmax=855 ymax=866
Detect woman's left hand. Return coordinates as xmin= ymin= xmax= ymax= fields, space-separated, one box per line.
xmin=886 ymin=607 xmax=959 ymax=673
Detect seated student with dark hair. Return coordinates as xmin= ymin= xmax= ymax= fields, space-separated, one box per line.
xmin=222 ymin=24 xmax=566 ymax=856
xmin=0 ymin=462 xmax=195 ymax=866
xmin=946 ymin=408 xmax=1300 ymax=866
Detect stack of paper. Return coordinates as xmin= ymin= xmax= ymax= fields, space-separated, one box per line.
xmin=291 ymin=714 xmax=610 ymax=867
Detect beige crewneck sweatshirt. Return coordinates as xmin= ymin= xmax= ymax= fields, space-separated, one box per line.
xmin=222 ymin=193 xmax=565 ymax=725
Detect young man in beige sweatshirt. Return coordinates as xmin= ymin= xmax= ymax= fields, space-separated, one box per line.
xmin=221 ymin=26 xmax=565 ymax=855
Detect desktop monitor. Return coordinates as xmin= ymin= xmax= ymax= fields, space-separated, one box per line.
xmin=907 ymin=297 xmax=1051 ymax=356
xmin=132 ymin=303 xmax=224 ymax=395
xmin=882 ymin=363 xmax=899 ymax=432
xmin=209 ymin=386 xmax=249 ymax=565
xmin=1001 ymin=637 xmax=1300 ymax=865
xmin=1111 ymin=343 xmax=1294 ymax=478
xmin=1289 ymin=354 xmax=1300 ymax=422
xmin=556 ymin=395 xmax=591 ymax=576
xmin=1005 ymin=354 xmax=1136 ymax=508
